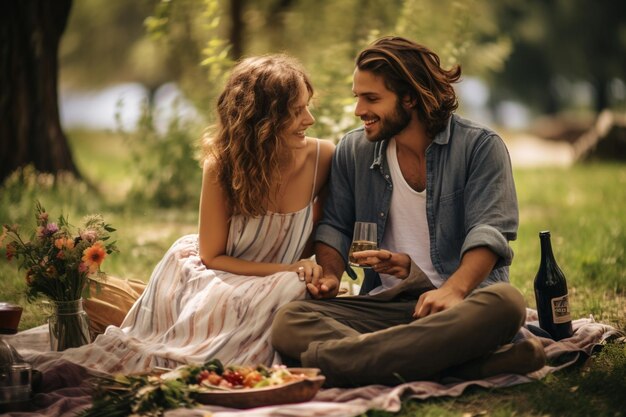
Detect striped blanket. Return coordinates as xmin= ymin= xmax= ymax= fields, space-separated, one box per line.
xmin=4 ymin=310 xmax=621 ymax=417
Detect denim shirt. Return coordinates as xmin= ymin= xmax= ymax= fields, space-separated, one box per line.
xmin=315 ymin=114 xmax=519 ymax=294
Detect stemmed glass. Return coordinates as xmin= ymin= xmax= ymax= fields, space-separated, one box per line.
xmin=348 ymin=222 xmax=378 ymax=269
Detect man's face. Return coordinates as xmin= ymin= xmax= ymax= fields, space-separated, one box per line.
xmin=352 ymin=68 xmax=411 ymax=142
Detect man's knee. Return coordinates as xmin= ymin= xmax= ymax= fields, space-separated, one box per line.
xmin=485 ymin=283 xmax=526 ymax=328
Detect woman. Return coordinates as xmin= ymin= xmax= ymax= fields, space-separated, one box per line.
xmin=25 ymin=55 xmax=334 ymax=374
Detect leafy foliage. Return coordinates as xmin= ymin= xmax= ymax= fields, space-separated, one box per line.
xmin=134 ymin=0 xmax=513 ymax=142
xmin=0 ymin=166 xmax=102 ymax=226
xmin=144 ymin=0 xmax=233 ymax=112
xmin=395 ymin=0 xmax=512 ymax=75
xmin=60 ymin=0 xmax=160 ymax=89
xmin=118 ymin=101 xmax=203 ymax=209
xmin=81 ymin=374 xmax=196 ymax=417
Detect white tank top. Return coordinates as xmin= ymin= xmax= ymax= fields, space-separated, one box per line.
xmin=372 ymin=139 xmax=443 ymax=294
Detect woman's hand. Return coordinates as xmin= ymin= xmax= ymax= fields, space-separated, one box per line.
xmin=351 ymin=249 xmax=411 ymax=279
xmin=288 ymin=259 xmax=322 ymax=283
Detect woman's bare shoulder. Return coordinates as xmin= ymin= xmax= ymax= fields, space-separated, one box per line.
xmin=200 ymin=156 xmax=223 ymax=190
xmin=202 ymin=155 xmax=219 ymax=174
xmin=310 ymin=138 xmax=334 ymax=185
xmin=311 ymin=137 xmax=335 ymax=162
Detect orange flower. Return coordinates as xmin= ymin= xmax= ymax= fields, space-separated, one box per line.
xmin=54 ymin=237 xmax=75 ymax=250
xmin=82 ymin=241 xmax=106 ymax=273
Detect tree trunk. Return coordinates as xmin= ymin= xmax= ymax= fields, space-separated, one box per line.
xmin=0 ymin=0 xmax=79 ymax=184
xmin=229 ymin=0 xmax=244 ymax=59
xmin=265 ymin=0 xmax=295 ymax=51
xmin=593 ymin=76 xmax=609 ymax=113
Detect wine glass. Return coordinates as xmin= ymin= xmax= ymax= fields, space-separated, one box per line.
xmin=348 ymin=222 xmax=378 ymax=268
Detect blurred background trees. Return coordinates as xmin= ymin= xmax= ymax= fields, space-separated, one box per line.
xmin=1 ymin=0 xmax=625 ymax=199
xmin=55 ymin=0 xmax=626 ymax=133
xmin=490 ymin=0 xmax=626 ymax=117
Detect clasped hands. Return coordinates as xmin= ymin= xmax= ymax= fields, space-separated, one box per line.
xmin=288 ymin=259 xmax=339 ymax=299
xmin=288 ymin=259 xmax=321 ymax=282
xmin=290 ymin=250 xmax=465 ymax=316
xmin=297 ymin=249 xmax=413 ymax=300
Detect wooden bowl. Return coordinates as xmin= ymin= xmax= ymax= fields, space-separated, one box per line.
xmin=192 ymin=368 xmax=325 ymax=409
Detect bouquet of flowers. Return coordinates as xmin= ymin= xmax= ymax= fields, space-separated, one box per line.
xmin=3 ymin=201 xmax=117 ymax=349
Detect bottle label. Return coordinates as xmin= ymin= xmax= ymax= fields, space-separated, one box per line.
xmin=551 ymin=294 xmax=571 ymax=323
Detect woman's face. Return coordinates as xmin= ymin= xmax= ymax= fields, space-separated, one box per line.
xmin=280 ymin=78 xmax=315 ymax=149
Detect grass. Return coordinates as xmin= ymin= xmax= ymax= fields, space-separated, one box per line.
xmin=365 ymin=342 xmax=626 ymax=417
xmin=510 ymin=163 xmax=626 ymax=328
xmin=1 ymin=129 xmax=625 ymax=416
xmin=69 ymin=129 xmax=136 ymax=202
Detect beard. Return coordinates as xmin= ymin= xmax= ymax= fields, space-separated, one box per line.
xmin=366 ymin=101 xmax=412 ymax=142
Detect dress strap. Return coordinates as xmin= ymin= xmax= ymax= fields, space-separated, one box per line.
xmin=310 ymin=139 xmax=320 ymax=203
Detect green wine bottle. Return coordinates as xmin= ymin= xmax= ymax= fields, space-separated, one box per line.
xmin=533 ymin=231 xmax=574 ymax=340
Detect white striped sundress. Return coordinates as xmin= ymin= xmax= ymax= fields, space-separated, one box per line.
xmin=29 ymin=141 xmax=320 ymax=374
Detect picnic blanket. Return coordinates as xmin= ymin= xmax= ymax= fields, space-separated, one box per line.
xmin=3 ymin=309 xmax=622 ymax=417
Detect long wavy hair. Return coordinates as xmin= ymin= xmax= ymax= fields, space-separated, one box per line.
xmin=202 ymin=55 xmax=313 ymax=217
xmin=356 ymin=36 xmax=461 ymax=138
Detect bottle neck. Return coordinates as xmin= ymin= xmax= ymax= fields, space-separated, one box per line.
xmin=539 ymin=234 xmax=555 ymax=264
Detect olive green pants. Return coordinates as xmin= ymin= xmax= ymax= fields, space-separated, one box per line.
xmin=271 ymin=276 xmax=526 ymax=387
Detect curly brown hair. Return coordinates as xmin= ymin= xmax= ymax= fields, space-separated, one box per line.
xmin=202 ymin=55 xmax=313 ymax=217
xmin=356 ymin=36 xmax=461 ymax=138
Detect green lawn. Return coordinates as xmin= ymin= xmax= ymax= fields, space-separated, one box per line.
xmin=1 ymin=130 xmax=624 ymax=416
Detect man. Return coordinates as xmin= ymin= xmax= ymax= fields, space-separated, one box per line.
xmin=271 ymin=36 xmax=545 ymax=387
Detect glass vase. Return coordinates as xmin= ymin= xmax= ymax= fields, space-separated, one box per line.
xmin=48 ymin=299 xmax=91 ymax=351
